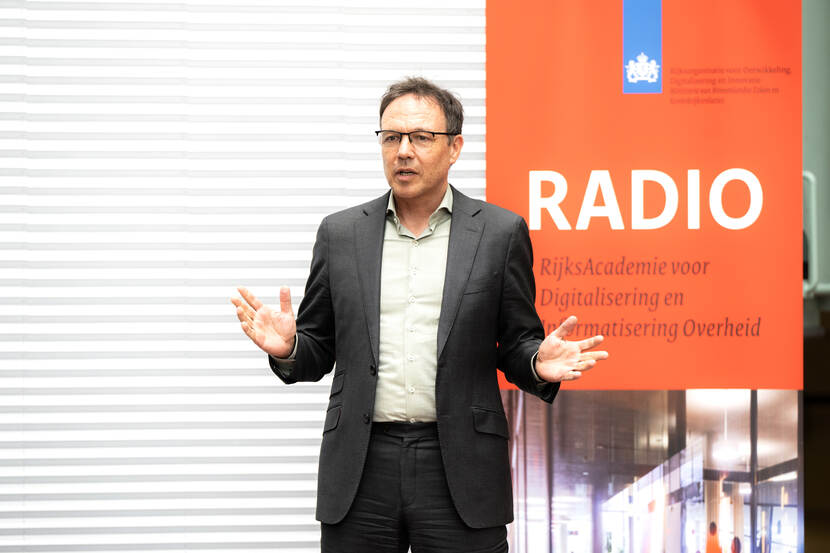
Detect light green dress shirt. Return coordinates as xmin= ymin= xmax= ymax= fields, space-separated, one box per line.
xmin=372 ymin=186 xmax=453 ymax=423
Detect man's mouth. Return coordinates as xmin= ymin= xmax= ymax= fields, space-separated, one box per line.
xmin=397 ymin=169 xmax=417 ymax=176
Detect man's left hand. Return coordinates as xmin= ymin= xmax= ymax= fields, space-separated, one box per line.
xmin=534 ymin=315 xmax=608 ymax=382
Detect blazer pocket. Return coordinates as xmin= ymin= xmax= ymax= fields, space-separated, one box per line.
xmin=472 ymin=407 xmax=509 ymax=439
xmin=330 ymin=372 xmax=344 ymax=396
xmin=463 ymin=272 xmax=500 ymax=295
xmin=323 ymin=405 xmax=341 ymax=433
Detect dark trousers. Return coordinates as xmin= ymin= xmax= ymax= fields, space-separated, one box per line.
xmin=321 ymin=422 xmax=508 ymax=553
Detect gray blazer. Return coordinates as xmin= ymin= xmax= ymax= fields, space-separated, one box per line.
xmin=269 ymin=186 xmax=559 ymax=528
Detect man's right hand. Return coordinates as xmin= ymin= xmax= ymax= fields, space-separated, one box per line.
xmin=231 ymin=286 xmax=296 ymax=358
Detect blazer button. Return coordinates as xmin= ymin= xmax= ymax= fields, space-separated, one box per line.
xmin=362 ymin=413 xmax=371 ymax=424
xmin=369 ymin=364 xmax=377 ymax=376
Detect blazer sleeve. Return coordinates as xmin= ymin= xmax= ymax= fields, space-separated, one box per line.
xmin=268 ymin=217 xmax=336 ymax=384
xmin=496 ymin=215 xmax=559 ymax=403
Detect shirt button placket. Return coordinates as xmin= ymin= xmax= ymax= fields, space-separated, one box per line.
xmin=405 ymin=236 xmax=420 ymax=426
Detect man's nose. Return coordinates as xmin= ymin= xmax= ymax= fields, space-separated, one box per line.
xmin=396 ymin=135 xmax=415 ymax=158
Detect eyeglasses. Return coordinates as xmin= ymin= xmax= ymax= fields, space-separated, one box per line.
xmin=375 ymin=130 xmax=457 ymax=150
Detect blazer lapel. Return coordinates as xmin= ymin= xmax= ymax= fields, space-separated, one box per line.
xmin=437 ymin=187 xmax=484 ymax=359
xmin=353 ymin=192 xmax=389 ymax=366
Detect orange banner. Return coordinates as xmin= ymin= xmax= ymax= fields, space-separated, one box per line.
xmin=487 ymin=0 xmax=802 ymax=389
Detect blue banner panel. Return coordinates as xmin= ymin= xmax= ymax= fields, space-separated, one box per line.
xmin=623 ymin=0 xmax=662 ymax=93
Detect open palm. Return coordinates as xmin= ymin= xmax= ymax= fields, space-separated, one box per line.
xmin=534 ymin=316 xmax=608 ymax=382
xmin=231 ymin=286 xmax=296 ymax=358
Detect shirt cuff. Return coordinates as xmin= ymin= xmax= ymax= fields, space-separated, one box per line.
xmin=530 ymin=351 xmax=546 ymax=385
xmin=269 ymin=336 xmax=298 ymax=375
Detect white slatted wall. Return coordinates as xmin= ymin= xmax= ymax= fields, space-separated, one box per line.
xmin=0 ymin=1 xmax=485 ymax=550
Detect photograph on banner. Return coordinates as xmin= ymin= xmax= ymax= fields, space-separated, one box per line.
xmin=501 ymin=389 xmax=799 ymax=553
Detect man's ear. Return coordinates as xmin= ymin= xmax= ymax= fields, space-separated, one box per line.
xmin=449 ymin=134 xmax=464 ymax=165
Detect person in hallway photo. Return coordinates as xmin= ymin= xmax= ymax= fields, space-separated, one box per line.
xmin=706 ymin=522 xmax=723 ymax=553
xmin=231 ymin=77 xmax=609 ymax=553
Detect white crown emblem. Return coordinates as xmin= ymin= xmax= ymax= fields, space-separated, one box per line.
xmin=625 ymin=52 xmax=660 ymax=83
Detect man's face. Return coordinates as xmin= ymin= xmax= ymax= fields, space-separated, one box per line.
xmin=380 ymin=94 xmax=463 ymax=203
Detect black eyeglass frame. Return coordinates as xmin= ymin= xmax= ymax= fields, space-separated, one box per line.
xmin=374 ymin=130 xmax=458 ymax=143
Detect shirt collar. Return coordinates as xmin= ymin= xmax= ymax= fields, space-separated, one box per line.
xmin=386 ymin=186 xmax=453 ymax=238
xmin=387 ymin=185 xmax=453 ymax=218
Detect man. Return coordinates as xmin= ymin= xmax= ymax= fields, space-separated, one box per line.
xmin=231 ymin=77 xmax=608 ymax=552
